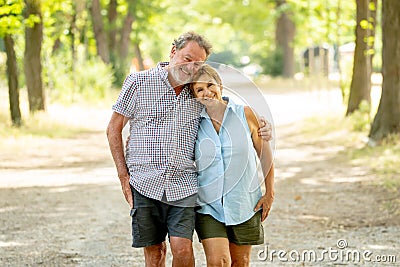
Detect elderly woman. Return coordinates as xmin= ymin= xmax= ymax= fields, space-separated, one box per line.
xmin=191 ymin=64 xmax=275 ymax=267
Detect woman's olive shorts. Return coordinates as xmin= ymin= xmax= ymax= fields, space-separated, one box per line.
xmin=195 ymin=211 xmax=264 ymax=245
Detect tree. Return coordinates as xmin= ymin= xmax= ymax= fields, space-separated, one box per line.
xmin=114 ymin=0 xmax=135 ymax=83
xmin=346 ymin=0 xmax=377 ymax=115
xmin=369 ymin=0 xmax=400 ymax=140
xmin=24 ymin=0 xmax=45 ymax=112
xmin=90 ymin=0 xmax=109 ymax=63
xmin=107 ymin=0 xmax=117 ymax=64
xmin=275 ymin=0 xmax=296 ymax=78
xmin=4 ymin=34 xmax=22 ymax=126
xmin=89 ymin=0 xmax=163 ymax=84
xmin=90 ymin=0 xmax=136 ymax=83
xmin=1 ymin=0 xmax=23 ymax=126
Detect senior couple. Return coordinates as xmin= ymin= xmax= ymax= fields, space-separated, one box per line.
xmin=107 ymin=31 xmax=275 ymax=267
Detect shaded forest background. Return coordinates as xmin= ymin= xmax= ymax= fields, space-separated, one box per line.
xmin=1 ymin=0 xmax=399 ymax=141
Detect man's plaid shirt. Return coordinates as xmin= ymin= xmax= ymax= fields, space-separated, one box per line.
xmin=113 ymin=62 xmax=202 ymax=201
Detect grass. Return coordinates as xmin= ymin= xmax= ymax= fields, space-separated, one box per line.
xmin=0 ymin=85 xmax=119 ymax=144
xmin=350 ymin=134 xmax=400 ymax=215
xmin=255 ymin=74 xmax=340 ymax=94
xmin=0 ymin=109 xmax=85 ymax=138
xmin=298 ymin=114 xmax=400 ymax=197
xmin=350 ymin=135 xmax=400 ymax=191
xmin=0 ymin=105 xmax=85 ymax=154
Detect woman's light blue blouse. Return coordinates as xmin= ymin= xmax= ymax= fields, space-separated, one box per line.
xmin=195 ymin=98 xmax=263 ymax=225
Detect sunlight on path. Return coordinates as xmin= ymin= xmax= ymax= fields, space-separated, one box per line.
xmin=265 ymin=89 xmax=344 ymax=126
xmin=0 ymin=167 xmax=117 ymax=188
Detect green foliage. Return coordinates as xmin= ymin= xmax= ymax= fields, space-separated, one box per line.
xmin=208 ymin=50 xmax=240 ymax=66
xmin=1 ymin=0 xmax=363 ymax=113
xmin=33 ymin=0 xmax=359 ymax=80
xmin=74 ymin=56 xmax=115 ymax=101
xmin=0 ymin=0 xmax=24 ymax=36
xmin=112 ymin=62 xmax=129 ymax=88
xmin=45 ymin=49 xmax=115 ymax=103
xmin=261 ymin=48 xmax=284 ymax=77
xmin=339 ymin=77 xmax=350 ymax=105
xmin=2 ymin=0 xmax=360 ymax=78
xmin=41 ymin=0 xmax=86 ymax=56
xmin=24 ymin=14 xmax=40 ymax=28
xmin=290 ymin=0 xmax=356 ymax=47
xmin=147 ymin=0 xmax=276 ymax=63
xmin=338 ymin=54 xmax=354 ymax=104
xmin=348 ymin=100 xmax=371 ymax=132
xmin=144 ymin=0 xmax=357 ymax=78
xmin=360 ymin=19 xmax=369 ymax=30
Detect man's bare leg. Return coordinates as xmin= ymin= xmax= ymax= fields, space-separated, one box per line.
xmin=170 ymin=236 xmax=195 ymax=267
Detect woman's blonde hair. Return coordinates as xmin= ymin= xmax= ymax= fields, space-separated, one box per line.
xmin=190 ymin=64 xmax=222 ymax=94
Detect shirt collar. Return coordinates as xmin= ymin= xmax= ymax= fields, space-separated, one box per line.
xmin=200 ymin=96 xmax=236 ymax=118
xmin=157 ymin=61 xmax=192 ymax=97
xmin=157 ymin=62 xmax=169 ymax=81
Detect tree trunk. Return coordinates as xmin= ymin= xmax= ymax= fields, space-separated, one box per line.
xmin=346 ymin=0 xmax=374 ymax=115
xmin=369 ymin=0 xmax=400 ymax=140
xmin=119 ymin=7 xmax=134 ymax=60
xmin=275 ymin=0 xmax=296 ymax=78
xmin=108 ymin=0 xmax=117 ymax=64
xmin=24 ymin=0 xmax=45 ymax=112
xmin=70 ymin=2 xmax=77 ymax=64
xmin=90 ymin=0 xmax=109 ymax=63
xmin=134 ymin=42 xmax=145 ymax=71
xmin=368 ymin=0 xmax=377 ymax=72
xmin=4 ymin=35 xmax=22 ymax=127
xmin=113 ymin=3 xmax=135 ymax=84
xmin=336 ymin=0 xmax=346 ymax=101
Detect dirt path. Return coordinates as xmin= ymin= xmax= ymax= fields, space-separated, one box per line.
xmin=0 ymin=89 xmax=399 ymax=266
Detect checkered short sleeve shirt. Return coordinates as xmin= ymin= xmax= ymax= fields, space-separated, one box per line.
xmin=112 ymin=62 xmax=202 ymax=201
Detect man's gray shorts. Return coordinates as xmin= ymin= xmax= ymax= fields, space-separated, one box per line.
xmin=130 ymin=186 xmax=196 ymax=248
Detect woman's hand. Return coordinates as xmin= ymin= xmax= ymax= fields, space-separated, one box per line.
xmin=254 ymin=194 xmax=274 ymax=222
